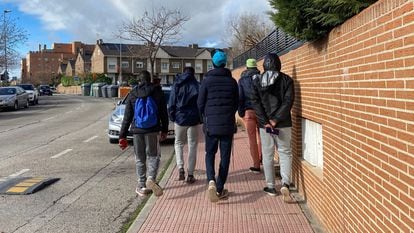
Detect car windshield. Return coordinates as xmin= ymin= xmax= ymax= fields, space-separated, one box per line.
xmin=40 ymin=86 xmax=50 ymax=90
xmin=17 ymin=85 xmax=34 ymax=90
xmin=0 ymin=88 xmax=16 ymax=95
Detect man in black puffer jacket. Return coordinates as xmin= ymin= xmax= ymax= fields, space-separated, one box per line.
xmin=119 ymin=70 xmax=169 ymax=197
xmin=252 ymin=52 xmax=294 ymax=202
xmin=168 ymin=67 xmax=202 ymax=184
xmin=197 ymin=49 xmax=238 ymax=203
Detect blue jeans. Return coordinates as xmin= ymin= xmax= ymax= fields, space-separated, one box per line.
xmin=205 ymin=133 xmax=233 ymax=193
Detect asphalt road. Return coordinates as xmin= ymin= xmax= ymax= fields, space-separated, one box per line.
xmin=0 ymin=94 xmax=174 ymax=233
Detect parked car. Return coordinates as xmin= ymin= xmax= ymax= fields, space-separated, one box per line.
xmin=16 ymin=84 xmax=39 ymax=105
xmin=50 ymin=86 xmax=57 ymax=93
xmin=0 ymin=86 xmax=30 ymax=110
xmin=39 ymin=85 xmax=52 ymax=96
xmin=108 ymin=86 xmax=175 ymax=144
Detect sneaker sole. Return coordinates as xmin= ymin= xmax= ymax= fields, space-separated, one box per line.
xmin=207 ymin=184 xmax=219 ymax=203
xmin=146 ymin=180 xmax=163 ymax=197
xmin=280 ymin=186 xmax=290 ymax=201
xmin=264 ymin=191 xmax=277 ymax=196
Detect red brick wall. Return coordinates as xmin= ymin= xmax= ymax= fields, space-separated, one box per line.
xmin=232 ymin=1 xmax=413 ymax=232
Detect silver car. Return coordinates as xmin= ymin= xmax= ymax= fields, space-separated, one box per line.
xmin=108 ymin=86 xmax=175 ymax=144
xmin=0 ymin=86 xmax=30 ymax=110
xmin=17 ymin=84 xmax=39 ymax=105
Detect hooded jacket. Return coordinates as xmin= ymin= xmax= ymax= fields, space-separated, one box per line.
xmin=119 ymin=83 xmax=169 ymax=138
xmin=238 ymin=68 xmax=260 ymax=117
xmin=197 ymin=67 xmax=239 ymax=135
xmin=168 ymin=71 xmax=201 ymax=126
xmin=252 ymin=53 xmax=294 ymax=128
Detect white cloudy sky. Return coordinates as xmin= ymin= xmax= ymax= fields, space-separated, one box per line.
xmin=7 ymin=0 xmax=274 ymax=49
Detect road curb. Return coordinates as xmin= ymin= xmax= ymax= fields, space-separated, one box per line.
xmin=126 ymin=152 xmax=176 ymax=233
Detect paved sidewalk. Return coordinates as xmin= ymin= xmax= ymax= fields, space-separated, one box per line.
xmin=129 ymin=130 xmax=315 ymax=233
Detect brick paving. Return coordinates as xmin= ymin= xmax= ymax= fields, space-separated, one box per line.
xmin=134 ymin=131 xmax=314 ymax=233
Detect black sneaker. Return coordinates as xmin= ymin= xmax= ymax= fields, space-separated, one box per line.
xmin=249 ymin=167 xmax=261 ymax=173
xmin=178 ymin=168 xmax=185 ymax=181
xmin=186 ymin=175 xmax=196 ymax=184
xmin=263 ymin=187 xmax=277 ymax=196
xmin=217 ymin=189 xmax=229 ymax=200
xmin=280 ymin=183 xmax=291 ymax=202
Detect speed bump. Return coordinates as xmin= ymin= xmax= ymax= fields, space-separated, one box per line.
xmin=0 ymin=177 xmax=60 ymax=195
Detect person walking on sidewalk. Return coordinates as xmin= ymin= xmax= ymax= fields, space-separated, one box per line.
xmin=197 ymin=49 xmax=239 ymax=203
xmin=238 ymin=58 xmax=262 ymax=173
xmin=119 ymin=70 xmax=169 ymax=197
xmin=168 ymin=67 xmax=202 ymax=184
xmin=251 ymin=53 xmax=294 ymax=201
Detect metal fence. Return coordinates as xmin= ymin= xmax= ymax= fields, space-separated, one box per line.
xmin=232 ymin=28 xmax=304 ymax=69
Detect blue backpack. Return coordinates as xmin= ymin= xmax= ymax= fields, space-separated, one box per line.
xmin=134 ymin=96 xmax=158 ymax=128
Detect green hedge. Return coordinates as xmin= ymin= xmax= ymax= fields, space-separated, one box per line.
xmin=268 ymin=0 xmax=378 ymax=41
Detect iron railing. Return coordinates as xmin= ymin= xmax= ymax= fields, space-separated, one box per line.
xmin=232 ymin=28 xmax=303 ymax=69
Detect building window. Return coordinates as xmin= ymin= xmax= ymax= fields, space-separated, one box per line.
xmin=136 ymin=61 xmax=144 ymax=68
xmin=121 ymin=61 xmax=129 ymax=68
xmin=108 ymin=64 xmax=116 ymax=70
xmin=302 ymin=119 xmax=323 ymax=169
xmin=161 ymin=62 xmax=169 ymax=70
xmin=172 ymin=62 xmax=180 ymax=69
xmin=207 ymin=62 xmax=213 ymax=71
xmin=185 ymin=62 xmax=192 ymax=67
xmin=195 ymin=63 xmax=202 ymax=72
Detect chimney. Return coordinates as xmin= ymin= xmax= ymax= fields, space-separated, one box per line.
xmin=96 ymin=39 xmax=103 ymax=45
xmin=189 ymin=44 xmax=198 ymax=49
xmin=44 ymin=44 xmax=46 ymax=50
xmin=39 ymin=44 xmax=41 ymax=52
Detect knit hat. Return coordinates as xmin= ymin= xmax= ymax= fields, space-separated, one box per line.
xmin=211 ymin=49 xmax=227 ymax=68
xmin=246 ymin=58 xmax=257 ymax=68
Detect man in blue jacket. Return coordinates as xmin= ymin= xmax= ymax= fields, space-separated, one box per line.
xmin=168 ymin=67 xmax=201 ymax=184
xmin=197 ymin=49 xmax=239 ymax=202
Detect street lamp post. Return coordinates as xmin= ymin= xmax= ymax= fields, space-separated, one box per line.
xmin=3 ymin=10 xmax=11 ymax=80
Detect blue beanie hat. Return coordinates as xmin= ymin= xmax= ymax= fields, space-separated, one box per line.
xmin=211 ymin=49 xmax=227 ymax=67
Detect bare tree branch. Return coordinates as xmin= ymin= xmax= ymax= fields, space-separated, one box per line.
xmin=224 ymin=13 xmax=273 ymax=57
xmin=121 ymin=7 xmax=189 ymax=77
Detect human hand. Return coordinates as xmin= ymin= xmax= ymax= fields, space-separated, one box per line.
xmin=119 ymin=138 xmax=128 ymax=150
xmin=269 ymin=119 xmax=277 ymax=128
xmin=160 ymin=132 xmax=167 ymax=141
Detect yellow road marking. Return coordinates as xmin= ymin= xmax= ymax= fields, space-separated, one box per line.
xmin=7 ymin=187 xmax=29 ymax=193
xmin=15 ymin=182 xmax=36 ymax=187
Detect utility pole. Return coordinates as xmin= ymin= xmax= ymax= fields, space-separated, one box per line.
xmin=3 ymin=10 xmax=11 ymax=80
xmin=119 ymin=36 xmax=122 ymax=85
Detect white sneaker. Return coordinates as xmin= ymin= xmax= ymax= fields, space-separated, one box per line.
xmin=207 ymin=180 xmax=219 ymax=203
xmin=146 ymin=178 xmax=163 ymax=197
xmin=280 ymin=184 xmax=291 ymax=202
xmin=135 ymin=187 xmax=151 ymax=197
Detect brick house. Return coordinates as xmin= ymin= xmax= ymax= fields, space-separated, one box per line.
xmin=21 ymin=42 xmax=94 ymax=85
xmin=90 ymin=39 xmax=223 ymax=85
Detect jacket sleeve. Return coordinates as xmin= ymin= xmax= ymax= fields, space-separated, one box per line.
xmin=119 ymin=95 xmax=133 ymax=139
xmin=251 ymin=79 xmax=269 ymax=127
xmin=197 ymin=79 xmax=207 ymax=119
xmin=156 ymin=89 xmax=169 ymax=133
xmin=233 ymin=79 xmax=239 ymax=114
xmin=273 ymin=77 xmax=294 ymax=123
xmin=238 ymin=78 xmax=246 ymax=117
xmin=167 ymin=84 xmax=176 ymax=122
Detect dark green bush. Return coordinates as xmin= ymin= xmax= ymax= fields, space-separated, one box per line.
xmin=268 ymin=0 xmax=378 ymax=41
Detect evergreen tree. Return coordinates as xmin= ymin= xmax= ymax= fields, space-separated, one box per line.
xmin=268 ymin=0 xmax=377 ymax=41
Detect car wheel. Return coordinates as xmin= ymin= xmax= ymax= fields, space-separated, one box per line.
xmin=35 ymin=98 xmax=39 ymax=105
xmin=109 ymin=138 xmax=119 ymax=144
xmin=13 ymin=101 xmax=18 ymax=111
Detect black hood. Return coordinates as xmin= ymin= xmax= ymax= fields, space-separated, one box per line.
xmin=131 ymin=83 xmax=154 ymax=98
xmin=263 ymin=53 xmax=281 ymax=72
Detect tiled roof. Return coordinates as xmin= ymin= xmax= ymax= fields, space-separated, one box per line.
xmin=98 ymin=43 xmax=147 ymax=57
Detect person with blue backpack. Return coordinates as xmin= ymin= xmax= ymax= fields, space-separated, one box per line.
xmin=168 ymin=67 xmax=202 ymax=184
xmin=119 ymin=70 xmax=169 ymax=197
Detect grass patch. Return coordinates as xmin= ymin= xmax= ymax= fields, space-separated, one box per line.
xmin=118 ymin=152 xmax=175 ymax=233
